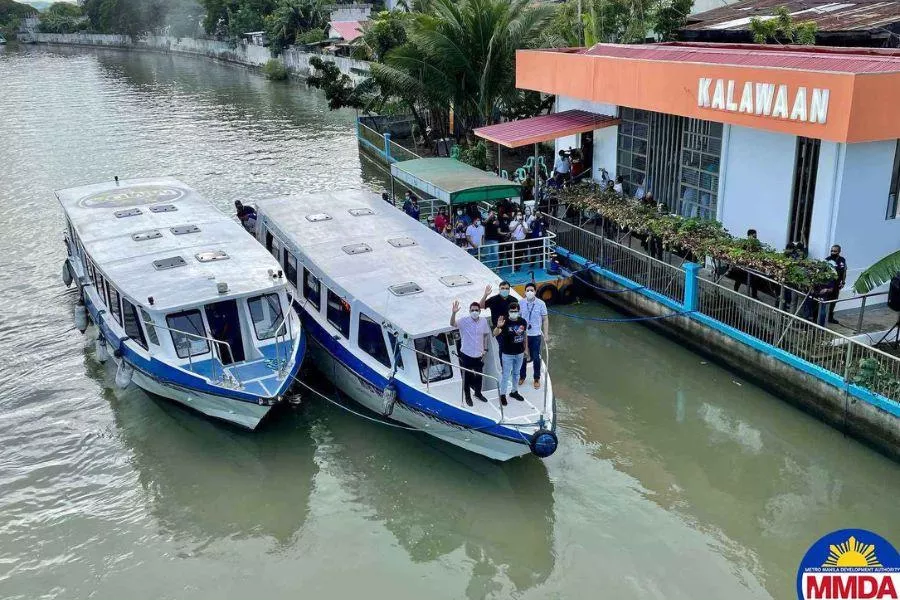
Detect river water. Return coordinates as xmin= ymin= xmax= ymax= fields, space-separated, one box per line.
xmin=0 ymin=46 xmax=897 ymax=600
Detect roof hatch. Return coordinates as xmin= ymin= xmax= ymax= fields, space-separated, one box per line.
xmin=342 ymin=243 xmax=372 ymax=255
xmin=439 ymin=275 xmax=473 ymax=288
xmin=387 ymin=237 xmax=418 ymax=248
xmin=115 ymin=208 xmax=142 ymax=218
xmin=149 ymin=204 xmax=178 ymax=213
xmin=389 ymin=282 xmax=423 ymax=297
xmin=305 ymin=213 xmax=332 ymax=222
xmin=132 ymin=230 xmax=163 ymax=242
xmin=153 ymin=256 xmax=187 ymax=270
xmin=348 ymin=208 xmax=375 ymax=216
xmin=195 ymin=250 xmax=229 ymax=263
xmin=170 ymin=224 xmax=200 ymax=235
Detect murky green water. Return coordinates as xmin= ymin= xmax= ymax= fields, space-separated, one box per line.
xmin=0 ymin=46 xmax=897 ymax=600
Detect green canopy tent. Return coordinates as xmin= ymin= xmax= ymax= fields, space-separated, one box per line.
xmin=390 ymin=158 xmax=521 ymax=207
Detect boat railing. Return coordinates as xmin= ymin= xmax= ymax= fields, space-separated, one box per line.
xmin=148 ymin=322 xmax=242 ymax=389
xmin=400 ymin=343 xmax=506 ymax=423
xmin=269 ymin=292 xmax=297 ymax=376
xmin=473 ymin=231 xmax=556 ymax=274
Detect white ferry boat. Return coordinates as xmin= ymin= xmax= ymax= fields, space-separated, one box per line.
xmin=254 ymin=190 xmax=557 ymax=460
xmin=59 ymin=177 xmax=306 ymax=429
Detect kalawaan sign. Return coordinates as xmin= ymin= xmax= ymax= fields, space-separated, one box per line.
xmin=697 ymin=77 xmax=830 ymax=124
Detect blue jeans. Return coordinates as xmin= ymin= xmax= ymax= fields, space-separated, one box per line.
xmin=500 ymin=353 xmax=524 ymax=395
xmin=520 ymin=335 xmax=542 ymax=382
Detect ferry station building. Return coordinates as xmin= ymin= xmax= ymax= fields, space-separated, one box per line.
xmin=513 ymin=43 xmax=900 ymax=299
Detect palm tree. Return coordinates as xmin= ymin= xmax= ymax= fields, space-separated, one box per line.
xmin=372 ymin=0 xmax=556 ymax=136
xmin=854 ymin=250 xmax=900 ymax=294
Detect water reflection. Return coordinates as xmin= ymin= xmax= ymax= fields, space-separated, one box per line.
xmin=107 ymin=377 xmax=317 ymax=545
xmin=310 ymin=395 xmax=555 ymax=598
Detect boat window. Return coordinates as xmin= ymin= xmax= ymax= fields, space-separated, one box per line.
xmin=122 ymin=299 xmax=147 ymax=350
xmin=107 ymin=285 xmax=122 ymax=325
xmin=283 ymin=248 xmax=298 ymax=287
xmin=414 ymin=334 xmax=453 ymax=383
xmin=387 ymin=331 xmax=403 ymax=369
xmin=166 ymin=310 xmax=209 ymax=358
xmin=95 ymin=272 xmax=106 ymax=306
xmin=358 ymin=313 xmax=390 ymax=368
xmin=140 ymin=308 xmax=159 ymax=346
xmin=303 ymin=268 xmax=321 ymax=310
xmin=248 ymin=293 xmax=284 ymax=340
xmin=326 ymin=289 xmax=351 ymax=339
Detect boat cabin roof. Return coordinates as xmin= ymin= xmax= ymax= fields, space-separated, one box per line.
xmin=57 ymin=177 xmax=284 ymax=311
xmin=256 ymin=190 xmax=504 ymax=337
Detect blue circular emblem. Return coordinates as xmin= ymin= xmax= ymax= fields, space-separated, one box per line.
xmin=797 ymin=529 xmax=899 ymax=600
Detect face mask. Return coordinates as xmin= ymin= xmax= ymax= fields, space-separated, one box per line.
xmin=525 ymin=209 xmax=531 ymax=216
xmin=457 ymin=210 xmax=463 ymax=216
xmin=470 ymin=310 xmax=481 ymax=319
xmin=516 ymin=216 xmax=523 ymax=222
xmin=499 ymin=289 xmax=509 ymax=298
xmin=525 ymin=290 xmax=535 ymax=300
xmin=474 ymin=221 xmax=481 ymax=227
xmin=509 ymin=311 xmax=520 ymax=319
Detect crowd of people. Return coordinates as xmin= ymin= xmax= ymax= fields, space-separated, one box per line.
xmin=382 ymin=190 xmax=551 ymax=271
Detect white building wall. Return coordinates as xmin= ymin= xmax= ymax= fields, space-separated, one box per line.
xmin=554 ymin=96 xmax=618 ymax=181
xmin=807 ymin=141 xmax=844 ymax=261
xmin=830 ymin=140 xmax=900 ymax=294
xmin=719 ymin=125 xmax=796 ymax=248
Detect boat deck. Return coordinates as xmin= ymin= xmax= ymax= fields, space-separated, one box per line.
xmin=185 ymin=344 xmax=289 ymax=397
xmin=421 ymin=360 xmax=550 ymax=427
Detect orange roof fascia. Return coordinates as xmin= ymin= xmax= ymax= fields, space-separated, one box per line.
xmin=515 ymin=49 xmax=900 ymax=144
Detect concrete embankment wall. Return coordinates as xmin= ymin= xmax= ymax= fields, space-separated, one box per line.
xmin=556 ymin=249 xmax=900 ymax=462
xmin=27 ymin=33 xmax=370 ymax=82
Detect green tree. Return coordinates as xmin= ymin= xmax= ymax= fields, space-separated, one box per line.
xmin=374 ymin=0 xmax=556 ymax=135
xmin=358 ymin=9 xmax=408 ymax=61
xmin=306 ymin=55 xmax=366 ymax=110
xmin=654 ymin=0 xmax=693 ymax=41
xmin=81 ymin=0 xmax=168 ymax=37
xmin=749 ymin=6 xmax=817 ymax=45
xmin=38 ymin=2 xmax=86 ymax=33
xmin=264 ymin=0 xmax=326 ymax=54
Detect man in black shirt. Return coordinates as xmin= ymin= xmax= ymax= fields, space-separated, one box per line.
xmin=479 ymin=281 xmax=515 ymax=329
xmin=825 ymin=244 xmax=847 ymax=324
xmin=492 ymin=302 xmax=529 ymax=406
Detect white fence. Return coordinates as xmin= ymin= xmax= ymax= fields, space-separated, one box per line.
xmin=26 ymin=33 xmax=369 ymax=82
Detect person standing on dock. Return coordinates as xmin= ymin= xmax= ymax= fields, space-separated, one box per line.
xmin=519 ymin=283 xmax=549 ymax=389
xmin=493 ymin=303 xmax=528 ymax=407
xmin=825 ymin=245 xmax=847 ymax=325
xmin=402 ymin=192 xmax=420 ymax=221
xmin=450 ymin=300 xmax=490 ymax=406
xmin=466 ymin=216 xmax=485 ymax=257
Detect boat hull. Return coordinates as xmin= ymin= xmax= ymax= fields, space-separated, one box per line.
xmin=305 ymin=326 xmax=537 ymax=462
xmin=129 ymin=360 xmax=273 ymax=429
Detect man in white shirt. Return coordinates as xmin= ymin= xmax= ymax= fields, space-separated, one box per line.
xmin=465 ymin=216 xmax=485 ymax=254
xmin=613 ymin=175 xmax=624 ymax=195
xmin=518 ymin=282 xmax=549 ymax=389
xmin=450 ymin=299 xmax=491 ymax=406
xmin=553 ymin=150 xmax=571 ymax=184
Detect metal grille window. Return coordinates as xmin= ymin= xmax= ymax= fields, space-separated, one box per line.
xmin=616 ymin=107 xmax=649 ymax=195
xmin=676 ymin=119 xmax=722 ymax=220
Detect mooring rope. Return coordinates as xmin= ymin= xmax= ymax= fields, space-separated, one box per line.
xmin=290 ymin=374 xmax=419 ymax=431
xmin=548 ymin=307 xmax=695 ymax=323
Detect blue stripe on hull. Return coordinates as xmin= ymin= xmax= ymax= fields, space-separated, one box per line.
xmin=78 ymin=272 xmax=306 ymax=405
xmin=294 ymin=302 xmax=531 ymax=447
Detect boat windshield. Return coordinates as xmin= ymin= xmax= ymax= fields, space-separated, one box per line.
xmin=413 ymin=333 xmax=453 ymax=383
xmin=248 ymin=293 xmax=284 ymax=340
xmin=166 ymin=310 xmax=209 ymax=358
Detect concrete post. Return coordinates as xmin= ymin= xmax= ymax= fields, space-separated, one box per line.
xmin=683 ymin=262 xmax=701 ymax=311
xmin=384 ymin=132 xmax=392 ymax=162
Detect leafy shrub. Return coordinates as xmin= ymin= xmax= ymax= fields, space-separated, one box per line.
xmin=295 ymin=26 xmax=325 ymax=45
xmin=262 ymin=59 xmax=288 ymax=81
